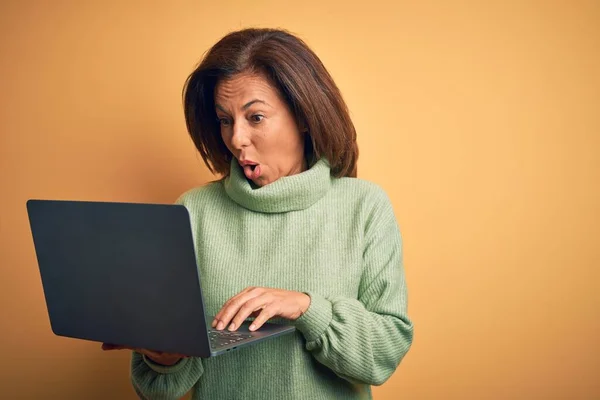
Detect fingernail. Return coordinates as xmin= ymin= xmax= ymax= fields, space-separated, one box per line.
xmin=228 ymin=323 xmax=235 ymax=331
xmin=216 ymin=321 xmax=224 ymax=330
xmin=249 ymin=324 xmax=256 ymax=331
xmin=211 ymin=320 xmax=216 ymax=328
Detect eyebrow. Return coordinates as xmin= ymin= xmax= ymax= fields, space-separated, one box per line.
xmin=215 ymin=99 xmax=268 ymax=114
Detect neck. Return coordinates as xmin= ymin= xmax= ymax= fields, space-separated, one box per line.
xmin=287 ymin=157 xmax=309 ymax=178
xmin=224 ymin=157 xmax=332 ymax=213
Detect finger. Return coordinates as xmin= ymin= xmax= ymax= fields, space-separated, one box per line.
xmin=135 ymin=348 xmax=160 ymax=358
xmin=213 ymin=286 xmax=259 ymax=327
xmin=102 ymin=343 xmax=133 ymax=351
xmin=136 ymin=349 xmax=189 ymax=362
xmin=213 ymin=287 xmax=264 ymax=330
xmin=229 ymin=295 xmax=272 ymax=331
xmin=135 ymin=349 xmax=176 ymax=360
xmin=249 ymin=305 xmax=278 ymax=331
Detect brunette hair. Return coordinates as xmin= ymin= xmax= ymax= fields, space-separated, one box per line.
xmin=182 ymin=28 xmax=358 ymax=177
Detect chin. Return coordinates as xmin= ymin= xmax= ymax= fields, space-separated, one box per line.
xmin=253 ymin=175 xmax=273 ymax=187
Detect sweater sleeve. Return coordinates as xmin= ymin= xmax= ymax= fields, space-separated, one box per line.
xmin=130 ymin=351 xmax=204 ymax=399
xmin=293 ymin=190 xmax=414 ymax=386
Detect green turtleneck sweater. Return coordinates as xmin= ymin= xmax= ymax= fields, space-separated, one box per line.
xmin=130 ymin=159 xmax=413 ymax=400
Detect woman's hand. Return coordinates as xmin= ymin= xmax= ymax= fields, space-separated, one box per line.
xmin=101 ymin=343 xmax=187 ymax=366
xmin=212 ymin=287 xmax=310 ymax=332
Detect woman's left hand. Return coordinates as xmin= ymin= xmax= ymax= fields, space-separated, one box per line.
xmin=212 ymin=287 xmax=310 ymax=332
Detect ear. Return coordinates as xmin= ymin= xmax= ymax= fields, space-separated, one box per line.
xmin=296 ymin=116 xmax=308 ymax=133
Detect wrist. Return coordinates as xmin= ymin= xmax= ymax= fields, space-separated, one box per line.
xmin=146 ymin=354 xmax=181 ymax=366
xmin=293 ymin=292 xmax=333 ymax=342
xmin=141 ymin=353 xmax=189 ymax=374
xmin=297 ymin=292 xmax=311 ymax=317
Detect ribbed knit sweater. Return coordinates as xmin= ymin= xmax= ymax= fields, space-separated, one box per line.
xmin=130 ymin=158 xmax=413 ymax=400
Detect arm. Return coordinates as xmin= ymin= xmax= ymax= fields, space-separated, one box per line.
xmin=294 ymin=191 xmax=414 ymax=386
xmin=130 ymin=351 xmax=204 ymax=399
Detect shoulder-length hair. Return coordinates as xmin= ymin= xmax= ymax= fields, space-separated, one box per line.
xmin=182 ymin=28 xmax=359 ymax=178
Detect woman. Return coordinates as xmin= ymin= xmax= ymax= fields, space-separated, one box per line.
xmin=105 ymin=28 xmax=413 ymax=399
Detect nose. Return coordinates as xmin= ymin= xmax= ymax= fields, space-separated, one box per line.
xmin=230 ymin=120 xmax=251 ymax=150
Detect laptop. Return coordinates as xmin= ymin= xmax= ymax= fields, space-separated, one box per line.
xmin=26 ymin=199 xmax=295 ymax=358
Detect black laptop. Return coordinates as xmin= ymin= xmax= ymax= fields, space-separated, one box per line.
xmin=26 ymin=199 xmax=295 ymax=358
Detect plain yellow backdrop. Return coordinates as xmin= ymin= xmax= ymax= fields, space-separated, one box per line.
xmin=1 ymin=1 xmax=598 ymax=399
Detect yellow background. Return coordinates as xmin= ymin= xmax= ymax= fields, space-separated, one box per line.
xmin=1 ymin=1 xmax=598 ymax=399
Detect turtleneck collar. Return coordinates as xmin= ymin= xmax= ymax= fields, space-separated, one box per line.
xmin=223 ymin=158 xmax=332 ymax=213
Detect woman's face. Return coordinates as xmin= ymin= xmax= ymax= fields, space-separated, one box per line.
xmin=214 ymin=72 xmax=306 ymax=187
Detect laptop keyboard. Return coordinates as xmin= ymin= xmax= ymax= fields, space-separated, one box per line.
xmin=208 ymin=330 xmax=254 ymax=348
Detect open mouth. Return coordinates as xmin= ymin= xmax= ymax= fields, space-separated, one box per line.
xmin=242 ymin=163 xmax=261 ymax=180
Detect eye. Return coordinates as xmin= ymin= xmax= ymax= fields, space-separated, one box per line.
xmin=217 ymin=117 xmax=232 ymax=127
xmin=250 ymin=114 xmax=264 ymax=123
